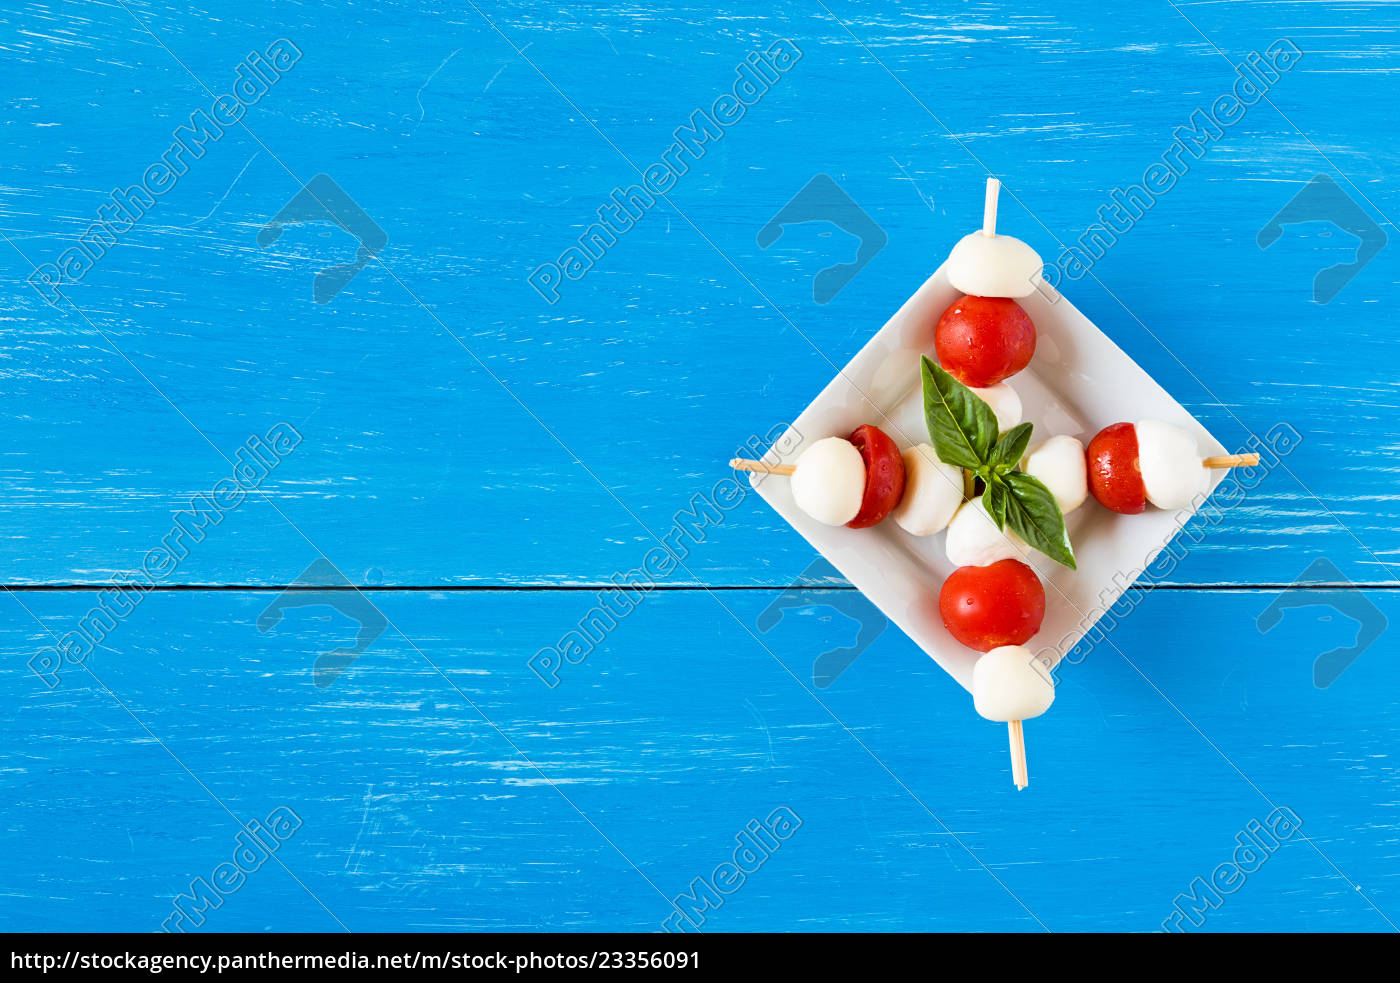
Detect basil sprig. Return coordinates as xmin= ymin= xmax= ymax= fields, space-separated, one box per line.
xmin=920 ymin=356 xmax=1076 ymax=569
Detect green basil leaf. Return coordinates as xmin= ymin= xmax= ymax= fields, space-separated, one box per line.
xmin=920 ymin=356 xmax=998 ymax=471
xmin=991 ymin=422 xmax=1033 ymax=475
xmin=983 ymin=476 xmax=1009 ymax=530
xmin=1004 ymin=471 xmax=1076 ymax=569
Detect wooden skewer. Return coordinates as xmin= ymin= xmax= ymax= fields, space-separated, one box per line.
xmin=738 ymin=453 xmax=1259 ymax=478
xmin=982 ymin=177 xmax=1000 ymax=237
xmin=730 ymin=458 xmax=795 ymax=476
xmin=1008 ymin=719 xmax=1028 ymax=790
xmin=737 ymin=453 xmax=1259 ymax=479
xmin=1202 ymin=453 xmax=1260 ymax=468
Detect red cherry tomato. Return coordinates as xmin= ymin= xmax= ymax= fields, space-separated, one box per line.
xmin=938 ymin=559 xmax=1046 ymax=652
xmin=934 ymin=295 xmax=1036 ymax=388
xmin=846 ymin=424 xmax=905 ymax=528
xmin=1087 ymin=422 xmax=1147 ymax=514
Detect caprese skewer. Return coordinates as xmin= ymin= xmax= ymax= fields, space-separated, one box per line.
xmin=1087 ymin=420 xmax=1260 ymax=514
xmin=730 ymin=177 xmax=1263 ymax=790
xmin=729 ymin=423 xmax=915 ymax=529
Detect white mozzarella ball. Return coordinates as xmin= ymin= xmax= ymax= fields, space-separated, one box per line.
xmin=972 ymin=645 xmax=1056 ymax=722
xmin=945 ymin=495 xmax=1025 ymax=567
xmin=945 ymin=231 xmax=1044 ymax=299
xmin=893 ymin=444 xmax=964 ymax=536
xmin=1135 ymin=419 xmax=1208 ymax=511
xmin=969 ymin=382 xmax=1022 ymax=431
xmin=790 ymin=437 xmax=866 ymax=526
xmin=1021 ymin=435 xmax=1087 ymax=515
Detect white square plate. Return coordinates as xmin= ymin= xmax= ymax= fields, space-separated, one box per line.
xmin=751 ymin=267 xmax=1228 ymax=692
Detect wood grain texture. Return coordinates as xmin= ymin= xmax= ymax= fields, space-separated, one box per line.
xmin=0 ymin=0 xmax=1397 ymax=587
xmin=0 ymin=0 xmax=1398 ymax=933
xmin=1 ymin=587 xmax=1396 ymax=932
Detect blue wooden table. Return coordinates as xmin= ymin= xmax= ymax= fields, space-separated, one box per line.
xmin=1 ymin=0 xmax=1397 ymax=933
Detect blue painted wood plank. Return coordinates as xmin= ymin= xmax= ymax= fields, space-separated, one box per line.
xmin=1 ymin=586 xmax=1395 ymax=932
xmin=1 ymin=0 xmax=1398 ymax=937
xmin=0 ymin=1 xmax=1396 ymax=587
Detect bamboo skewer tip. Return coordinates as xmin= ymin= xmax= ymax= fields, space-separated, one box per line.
xmin=730 ymin=457 xmax=795 ymax=476
xmin=982 ymin=177 xmax=1000 ymax=238
xmin=1008 ymin=719 xmax=1029 ymax=790
xmin=1202 ymin=453 xmax=1260 ymax=469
